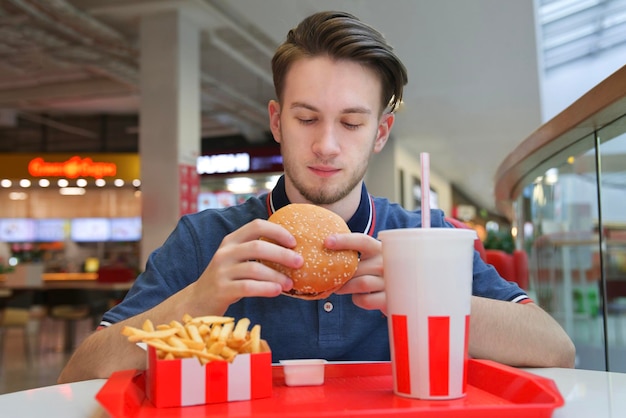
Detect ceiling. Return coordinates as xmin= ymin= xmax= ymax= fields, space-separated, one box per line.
xmin=0 ymin=0 xmax=548 ymax=216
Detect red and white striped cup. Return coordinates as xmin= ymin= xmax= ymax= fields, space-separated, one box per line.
xmin=380 ymin=228 xmax=476 ymax=400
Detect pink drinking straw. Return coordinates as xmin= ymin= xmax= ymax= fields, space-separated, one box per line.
xmin=420 ymin=152 xmax=430 ymax=228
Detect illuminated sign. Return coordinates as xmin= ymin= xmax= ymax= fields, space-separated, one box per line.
xmin=197 ymin=153 xmax=250 ymax=174
xmin=197 ymin=147 xmax=283 ymax=176
xmin=28 ymin=156 xmax=117 ymax=179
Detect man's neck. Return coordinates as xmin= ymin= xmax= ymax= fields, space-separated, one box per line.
xmin=283 ymin=179 xmax=363 ymax=223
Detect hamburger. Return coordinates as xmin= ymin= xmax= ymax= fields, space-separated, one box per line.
xmin=261 ymin=203 xmax=359 ymax=300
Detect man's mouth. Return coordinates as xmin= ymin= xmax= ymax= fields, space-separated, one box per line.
xmin=310 ymin=166 xmax=339 ymax=177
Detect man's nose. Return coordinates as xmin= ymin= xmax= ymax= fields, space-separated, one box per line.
xmin=312 ymin=124 xmax=340 ymax=157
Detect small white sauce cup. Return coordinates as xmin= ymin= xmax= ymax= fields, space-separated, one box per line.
xmin=279 ymin=359 xmax=327 ymax=386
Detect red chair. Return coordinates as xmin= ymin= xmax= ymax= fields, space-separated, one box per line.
xmin=513 ymin=249 xmax=529 ymax=290
xmin=485 ymin=249 xmax=529 ymax=290
xmin=444 ymin=218 xmax=529 ymax=290
xmin=485 ymin=250 xmax=516 ymax=282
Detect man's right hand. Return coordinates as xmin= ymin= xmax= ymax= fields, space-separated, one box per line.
xmin=182 ymin=218 xmax=304 ymax=316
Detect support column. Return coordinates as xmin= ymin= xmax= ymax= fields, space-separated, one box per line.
xmin=139 ymin=10 xmax=201 ymax=267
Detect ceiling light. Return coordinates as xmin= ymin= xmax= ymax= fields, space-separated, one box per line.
xmin=58 ymin=179 xmax=69 ymax=187
xmin=39 ymin=179 xmax=50 ymax=187
xmin=1 ymin=179 xmax=11 ymax=188
xmin=19 ymin=179 xmax=31 ymax=187
xmin=76 ymin=178 xmax=88 ymax=187
xmin=114 ymin=179 xmax=125 ymax=187
xmin=95 ymin=179 xmax=106 ymax=187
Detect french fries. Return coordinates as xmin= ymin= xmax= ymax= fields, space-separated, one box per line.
xmin=121 ymin=314 xmax=264 ymax=364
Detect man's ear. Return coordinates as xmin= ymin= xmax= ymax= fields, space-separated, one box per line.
xmin=373 ymin=112 xmax=395 ymax=153
xmin=268 ymin=100 xmax=282 ymax=143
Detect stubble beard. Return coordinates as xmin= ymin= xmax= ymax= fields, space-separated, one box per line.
xmin=282 ymin=153 xmax=370 ymax=206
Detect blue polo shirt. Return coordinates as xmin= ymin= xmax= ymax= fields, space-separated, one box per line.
xmin=103 ymin=175 xmax=527 ymax=362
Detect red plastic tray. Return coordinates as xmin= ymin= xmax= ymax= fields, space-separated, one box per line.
xmin=96 ymin=359 xmax=564 ymax=417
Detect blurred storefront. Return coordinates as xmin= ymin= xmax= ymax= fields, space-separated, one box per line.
xmin=196 ymin=142 xmax=283 ymax=210
xmin=0 ymin=142 xmax=284 ymax=274
xmin=0 ymin=153 xmax=142 ymax=273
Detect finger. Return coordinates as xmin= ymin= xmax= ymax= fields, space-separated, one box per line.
xmin=228 ymin=219 xmax=298 ymax=249
xmin=327 ymin=233 xmax=383 ymax=282
xmin=238 ymin=239 xmax=304 ymax=268
xmin=325 ymin=232 xmax=380 ymax=259
xmin=230 ymin=278 xmax=286 ymax=298
xmin=212 ymin=231 xmax=303 ymax=275
xmin=228 ymin=260 xmax=294 ymax=292
xmin=352 ymin=291 xmax=387 ymax=313
xmin=205 ymin=265 xmax=287 ymax=301
xmin=335 ymin=274 xmax=383 ymax=295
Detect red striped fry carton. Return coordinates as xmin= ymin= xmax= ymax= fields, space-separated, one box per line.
xmin=145 ymin=346 xmax=272 ymax=408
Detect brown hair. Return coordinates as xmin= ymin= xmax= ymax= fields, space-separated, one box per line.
xmin=271 ymin=11 xmax=408 ymax=113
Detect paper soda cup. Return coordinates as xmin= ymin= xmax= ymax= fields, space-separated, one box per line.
xmin=380 ymin=228 xmax=476 ymax=400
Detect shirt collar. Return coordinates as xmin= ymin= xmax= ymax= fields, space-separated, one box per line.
xmin=266 ymin=175 xmax=376 ymax=236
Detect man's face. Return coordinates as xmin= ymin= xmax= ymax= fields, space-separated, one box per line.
xmin=269 ymin=56 xmax=393 ymax=206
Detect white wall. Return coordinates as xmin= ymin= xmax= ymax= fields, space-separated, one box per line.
xmin=366 ymin=136 xmax=452 ymax=215
xmin=539 ymin=44 xmax=626 ymax=122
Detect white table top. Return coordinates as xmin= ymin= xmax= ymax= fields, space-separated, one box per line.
xmin=0 ymin=367 xmax=625 ymax=417
xmin=525 ymin=367 xmax=626 ymax=418
xmin=0 ymin=379 xmax=108 ymax=418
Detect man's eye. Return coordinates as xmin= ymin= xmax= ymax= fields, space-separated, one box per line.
xmin=298 ymin=118 xmax=315 ymax=125
xmin=343 ymin=122 xmax=361 ymax=130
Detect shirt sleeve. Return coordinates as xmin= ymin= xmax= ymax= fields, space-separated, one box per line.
xmin=470 ymin=250 xmax=530 ymax=303
xmin=101 ymin=216 xmax=203 ymax=325
xmin=439 ymin=213 xmax=530 ymax=303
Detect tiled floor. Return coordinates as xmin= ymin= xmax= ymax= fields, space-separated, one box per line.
xmin=0 ymin=316 xmax=93 ymax=394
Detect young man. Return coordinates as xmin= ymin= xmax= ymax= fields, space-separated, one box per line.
xmin=59 ymin=11 xmax=574 ymax=383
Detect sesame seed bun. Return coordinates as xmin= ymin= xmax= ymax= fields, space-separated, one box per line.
xmin=261 ymin=203 xmax=359 ymax=300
